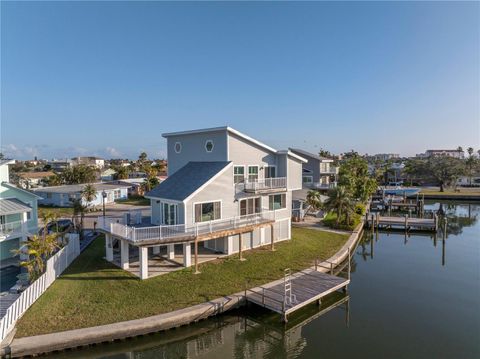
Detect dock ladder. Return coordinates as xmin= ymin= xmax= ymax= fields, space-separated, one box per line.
xmin=284 ymin=268 xmax=297 ymax=307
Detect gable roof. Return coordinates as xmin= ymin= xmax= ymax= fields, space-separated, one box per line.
xmin=145 ymin=161 xmax=231 ymax=201
xmin=1 ymin=182 xmax=43 ymax=199
xmin=31 ymin=183 xmax=130 ymax=194
xmin=289 ymin=148 xmax=333 ymax=162
xmin=162 ymin=126 xmax=278 ymax=154
xmin=0 ymin=198 xmax=32 ymax=215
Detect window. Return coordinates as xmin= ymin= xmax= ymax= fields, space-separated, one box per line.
xmin=234 ymin=166 xmax=245 ymax=184
xmin=46 ymin=193 xmax=52 ymax=199
xmin=205 ymin=140 xmax=214 ymax=152
xmin=27 ymin=212 xmax=31 ymax=220
xmin=195 ymin=201 xmax=221 ymax=222
xmin=269 ymin=194 xmax=286 ymax=210
xmin=303 ymin=176 xmax=313 ymax=184
xmin=248 ymin=166 xmax=259 ymax=182
xmin=265 ymin=166 xmax=276 ymax=178
xmin=114 ymin=190 xmax=121 ymax=199
xmin=162 ymin=203 xmax=177 ymax=225
xmin=240 ymin=197 xmax=261 ymax=216
xmin=174 ymin=142 xmax=182 ymax=153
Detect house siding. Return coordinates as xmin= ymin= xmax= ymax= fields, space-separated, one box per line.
xmin=166 ymin=131 xmax=228 ymax=175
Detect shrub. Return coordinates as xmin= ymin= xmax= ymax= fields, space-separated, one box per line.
xmin=322 ymin=211 xmax=360 ymax=231
xmin=355 ymin=203 xmax=366 ymax=215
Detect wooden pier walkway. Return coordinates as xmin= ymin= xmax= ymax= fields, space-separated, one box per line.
xmin=366 ymin=214 xmax=438 ymax=232
xmin=245 ymin=268 xmax=350 ymax=322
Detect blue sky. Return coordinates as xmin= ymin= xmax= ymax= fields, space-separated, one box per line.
xmin=1 ymin=1 xmax=479 ymax=160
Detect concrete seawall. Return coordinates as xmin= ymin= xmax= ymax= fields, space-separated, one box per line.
xmin=3 ymin=223 xmax=364 ymax=358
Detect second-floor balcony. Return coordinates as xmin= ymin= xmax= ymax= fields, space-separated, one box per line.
xmin=0 ymin=220 xmax=27 ymax=240
xmin=239 ymin=177 xmax=287 ymax=194
xmin=97 ymin=209 xmax=285 ymax=246
xmin=307 ymin=182 xmax=337 ymax=190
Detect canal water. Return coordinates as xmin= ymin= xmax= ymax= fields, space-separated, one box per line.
xmin=50 ymin=201 xmax=479 ymax=359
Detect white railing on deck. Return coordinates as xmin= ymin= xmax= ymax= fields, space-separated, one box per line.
xmin=309 ymin=182 xmax=337 ymax=190
xmin=0 ymin=234 xmax=80 ymax=341
xmin=0 ymin=220 xmax=25 ymax=237
xmin=244 ymin=177 xmax=287 ymax=192
xmin=98 ymin=210 xmax=282 ymax=244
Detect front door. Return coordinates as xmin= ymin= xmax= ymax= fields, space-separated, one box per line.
xmin=162 ymin=203 xmax=177 ymax=225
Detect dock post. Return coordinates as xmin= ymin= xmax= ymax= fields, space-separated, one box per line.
xmin=434 ymin=214 xmax=438 ymax=232
xmin=404 ymin=214 xmax=408 ymax=233
xmin=371 ymin=214 xmax=375 ymax=232
xmin=330 ymin=262 xmax=334 ymax=275
xmin=376 ymin=212 xmax=380 ymax=229
xmin=348 ymin=247 xmax=351 ymax=280
xmin=194 ymin=238 xmax=200 ymax=274
xmin=315 ymin=258 xmax=318 ymax=271
xmin=270 ymin=224 xmax=275 ymax=251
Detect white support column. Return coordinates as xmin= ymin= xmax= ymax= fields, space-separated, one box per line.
xmin=167 ymin=244 xmax=175 ymax=260
xmin=227 ymin=236 xmax=234 ymax=255
xmin=153 ymin=246 xmax=161 ymax=255
xmin=139 ymin=246 xmax=148 ymax=280
xmin=287 ymin=218 xmax=291 ymax=239
xmin=260 ymin=227 xmax=265 ymax=245
xmin=105 ymin=234 xmax=113 ymax=262
xmin=120 ymin=240 xmax=129 ymax=269
xmin=183 ymin=242 xmax=191 ymax=267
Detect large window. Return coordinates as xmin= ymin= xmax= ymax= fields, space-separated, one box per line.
xmin=162 ymin=203 xmax=177 ymax=225
xmin=234 ymin=166 xmax=245 ymax=184
xmin=265 ymin=166 xmax=276 ymax=178
xmin=302 ymin=176 xmax=313 ymax=184
xmin=248 ymin=166 xmax=259 ymax=182
xmin=240 ymin=197 xmax=261 ymax=216
xmin=269 ymin=194 xmax=286 ymax=210
xmin=195 ymin=201 xmax=221 ymax=222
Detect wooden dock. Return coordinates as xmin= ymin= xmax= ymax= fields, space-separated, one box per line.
xmin=245 ymin=267 xmax=350 ymax=322
xmin=366 ymin=213 xmax=438 ymax=232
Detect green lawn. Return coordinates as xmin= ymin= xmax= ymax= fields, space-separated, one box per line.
xmin=15 ymin=227 xmax=348 ymax=337
xmin=38 ymin=206 xmax=75 ymax=219
xmin=115 ymin=196 xmax=150 ymax=206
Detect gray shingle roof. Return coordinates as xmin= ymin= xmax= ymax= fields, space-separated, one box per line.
xmin=289 ymin=148 xmax=332 ymax=161
xmin=146 ymin=162 xmax=231 ymax=201
xmin=0 ymin=198 xmax=32 ymax=215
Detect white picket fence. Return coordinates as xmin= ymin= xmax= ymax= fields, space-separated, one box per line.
xmin=0 ymin=234 xmax=80 ymax=341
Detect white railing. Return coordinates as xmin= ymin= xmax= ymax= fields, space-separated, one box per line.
xmin=0 ymin=234 xmax=80 ymax=341
xmin=98 ymin=210 xmax=281 ymax=244
xmin=309 ymin=182 xmax=337 ymax=190
xmin=244 ymin=177 xmax=287 ymax=192
xmin=0 ymin=220 xmax=25 ymax=237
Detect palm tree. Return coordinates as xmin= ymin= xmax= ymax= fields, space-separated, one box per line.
xmin=81 ymin=183 xmax=97 ymax=210
xmin=115 ymin=165 xmax=130 ymax=180
xmin=12 ymin=234 xmax=61 ymax=282
xmin=306 ymin=190 xmax=322 ymax=213
xmin=466 ymin=147 xmax=476 ymax=186
xmin=71 ymin=198 xmax=86 ymax=235
xmin=323 ymin=186 xmax=355 ymax=226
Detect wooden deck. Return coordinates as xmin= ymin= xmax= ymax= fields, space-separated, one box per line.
xmin=366 ymin=215 xmax=438 ymax=232
xmin=245 ymin=269 xmax=350 ymax=322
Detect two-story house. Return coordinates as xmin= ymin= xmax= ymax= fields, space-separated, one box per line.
xmin=0 ymin=160 xmax=41 ymax=263
xmin=98 ymin=127 xmax=306 ymax=279
xmin=289 ymin=148 xmax=338 ymax=190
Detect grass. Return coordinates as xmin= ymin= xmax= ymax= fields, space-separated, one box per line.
xmin=322 ymin=212 xmax=361 ymax=231
xmin=420 ymin=187 xmax=480 ymax=197
xmin=115 ymin=196 xmax=150 ymax=206
xmin=15 ymin=227 xmax=348 ymax=337
xmin=38 ymin=206 xmax=74 ymax=218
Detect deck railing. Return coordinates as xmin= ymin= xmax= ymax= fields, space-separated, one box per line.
xmin=244 ymin=177 xmax=287 ymax=192
xmin=98 ymin=210 xmax=280 ymax=244
xmin=0 ymin=220 xmax=25 ymax=236
xmin=308 ymin=182 xmax=336 ymax=190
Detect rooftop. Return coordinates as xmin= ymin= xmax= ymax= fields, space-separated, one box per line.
xmin=289 ymin=148 xmax=333 ymax=162
xmin=146 ymin=161 xmax=231 ymax=201
xmin=0 ymin=198 xmax=32 ymax=215
xmin=32 ymin=183 xmax=130 ymax=194
xmin=18 ymin=171 xmax=55 ymax=179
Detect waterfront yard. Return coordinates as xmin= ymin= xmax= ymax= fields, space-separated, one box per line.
xmin=420 ymin=187 xmax=480 ymax=197
xmin=15 ymin=227 xmax=348 ymax=337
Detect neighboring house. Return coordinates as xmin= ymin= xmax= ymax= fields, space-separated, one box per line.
xmin=71 ymin=156 xmax=105 ymax=169
xmin=457 ymin=174 xmax=480 ymax=187
xmin=107 ymin=178 xmax=147 ymax=196
xmin=0 ymin=160 xmax=41 ymax=262
xmin=98 ymin=126 xmax=306 ymax=279
xmin=33 ymin=183 xmax=129 ymax=207
xmin=100 ymin=168 xmax=117 ymax=181
xmin=416 ymin=150 xmax=464 ymax=159
xmin=289 ymin=148 xmax=338 ymax=190
xmin=47 ymin=159 xmax=71 ymax=172
xmin=17 ymin=171 xmax=54 ymax=189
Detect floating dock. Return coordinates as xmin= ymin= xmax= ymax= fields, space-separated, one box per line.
xmin=366 ymin=213 xmax=438 ymax=232
xmin=245 ymin=266 xmax=350 ymax=322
